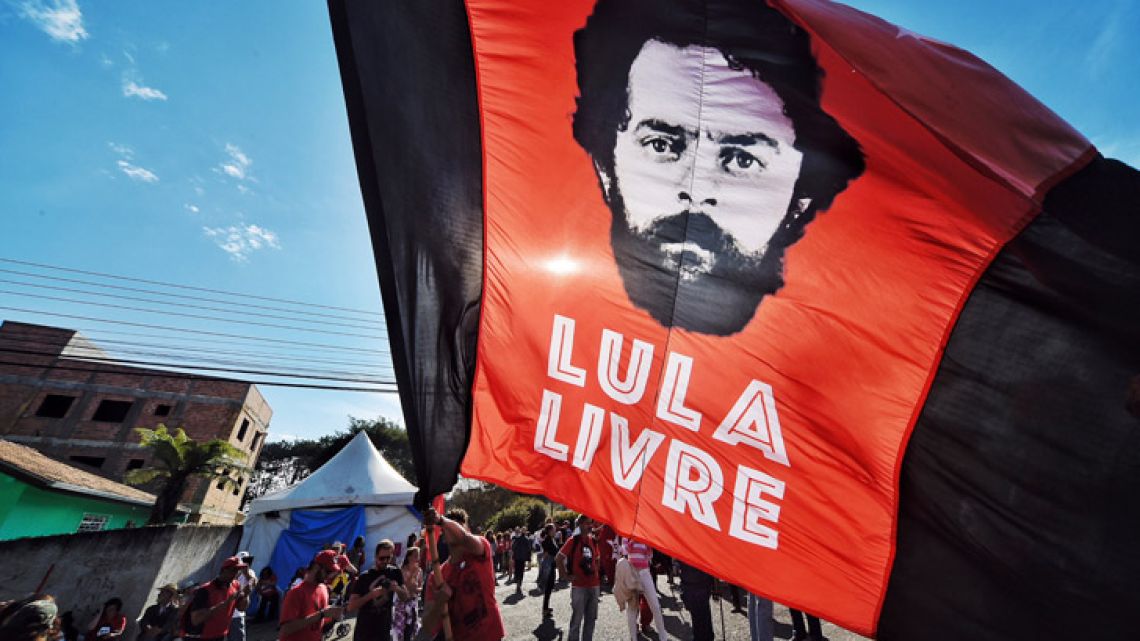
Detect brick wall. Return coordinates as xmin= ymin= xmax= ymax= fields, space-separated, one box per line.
xmin=0 ymin=322 xmax=273 ymax=524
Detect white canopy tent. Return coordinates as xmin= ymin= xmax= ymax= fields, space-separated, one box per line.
xmin=239 ymin=431 xmax=420 ymax=579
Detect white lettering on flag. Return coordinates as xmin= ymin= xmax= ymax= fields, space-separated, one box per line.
xmin=598 ymin=328 xmax=654 ymax=404
xmin=548 ymin=314 xmax=587 ymax=386
xmin=610 ymin=413 xmax=666 ymax=490
xmin=663 ymin=439 xmax=723 ymax=530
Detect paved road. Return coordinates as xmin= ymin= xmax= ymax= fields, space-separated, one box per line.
xmin=248 ymin=564 xmax=870 ymax=641
xmin=496 ymin=564 xmax=868 ymax=641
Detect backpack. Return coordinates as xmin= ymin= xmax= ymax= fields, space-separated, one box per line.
xmin=567 ymin=534 xmax=595 ymax=576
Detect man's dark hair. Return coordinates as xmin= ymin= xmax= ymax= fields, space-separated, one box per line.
xmin=445 ymin=508 xmax=468 ymax=524
xmin=573 ymin=0 xmax=864 ymax=246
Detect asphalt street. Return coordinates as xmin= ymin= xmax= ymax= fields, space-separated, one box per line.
xmin=494 ymin=564 xmax=869 ymax=641
xmin=248 ymin=564 xmax=870 ymax=641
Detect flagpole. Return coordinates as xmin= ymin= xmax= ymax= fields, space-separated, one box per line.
xmin=425 ymin=517 xmax=454 ymax=641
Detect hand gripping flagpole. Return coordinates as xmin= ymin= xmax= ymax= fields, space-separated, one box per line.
xmin=425 ymin=497 xmax=454 ymax=641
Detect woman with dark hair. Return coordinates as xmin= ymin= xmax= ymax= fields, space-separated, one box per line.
xmin=252 ymin=567 xmax=279 ymax=623
xmin=348 ymin=536 xmax=367 ymax=571
xmin=392 ymin=546 xmax=423 ymax=641
xmin=86 ymin=598 xmax=126 ymax=640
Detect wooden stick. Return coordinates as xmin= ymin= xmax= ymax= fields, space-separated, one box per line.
xmin=33 ymin=563 xmax=54 ymax=596
xmin=425 ymin=525 xmax=453 ymax=641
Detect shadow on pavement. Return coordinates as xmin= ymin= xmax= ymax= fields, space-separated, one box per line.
xmin=662 ymin=612 xmax=690 ymax=639
xmin=531 ymin=617 xmax=563 ymax=641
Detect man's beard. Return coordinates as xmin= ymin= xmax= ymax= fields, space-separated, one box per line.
xmin=609 ymin=192 xmax=789 ymax=336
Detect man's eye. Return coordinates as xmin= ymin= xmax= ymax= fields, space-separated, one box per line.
xmin=720 ymin=148 xmax=764 ymax=172
xmin=641 ymin=136 xmax=682 ymax=158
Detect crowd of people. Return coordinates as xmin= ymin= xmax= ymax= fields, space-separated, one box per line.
xmin=0 ymin=508 xmax=826 ymax=641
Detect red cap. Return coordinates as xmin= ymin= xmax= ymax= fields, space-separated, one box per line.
xmin=314 ymin=549 xmax=342 ymax=573
xmin=221 ymin=556 xmax=248 ymax=570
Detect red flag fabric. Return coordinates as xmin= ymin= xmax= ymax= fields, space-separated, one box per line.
xmin=453 ymin=0 xmax=1091 ymax=633
xmin=329 ymin=0 xmax=1138 ymax=637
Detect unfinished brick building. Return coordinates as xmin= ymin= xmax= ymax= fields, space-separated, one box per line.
xmin=0 ymin=321 xmax=272 ymax=524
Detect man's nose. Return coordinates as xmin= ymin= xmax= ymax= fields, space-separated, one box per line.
xmin=677 ymin=191 xmax=717 ymax=210
xmin=678 ymin=146 xmax=721 ymax=211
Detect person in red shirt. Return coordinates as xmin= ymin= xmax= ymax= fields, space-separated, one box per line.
xmin=595 ymin=523 xmax=618 ymax=587
xmin=86 ymin=597 xmax=126 ymax=640
xmin=556 ymin=515 xmax=600 ymax=641
xmin=185 ymin=557 xmax=251 ymax=641
xmin=422 ymin=507 xmax=505 ymax=641
xmin=278 ymin=550 xmax=344 ymax=641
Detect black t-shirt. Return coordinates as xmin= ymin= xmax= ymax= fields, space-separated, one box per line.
xmin=541 ymin=535 xmax=558 ymax=557
xmin=351 ymin=566 xmax=404 ymax=641
xmin=140 ymin=603 xmax=176 ymax=639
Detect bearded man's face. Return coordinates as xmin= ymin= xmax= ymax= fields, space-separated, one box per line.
xmin=599 ymin=39 xmax=806 ymax=335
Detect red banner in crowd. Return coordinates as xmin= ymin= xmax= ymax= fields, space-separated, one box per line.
xmin=455 ymin=0 xmax=1091 ymax=632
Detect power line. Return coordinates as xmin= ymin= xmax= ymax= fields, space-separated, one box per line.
xmin=0 ymin=258 xmax=385 ymax=317
xmin=0 ymin=276 xmax=385 ymax=331
xmin=10 ymin=325 xmax=392 ymax=360
xmin=0 ymin=345 xmax=396 ymax=384
xmin=0 ymin=289 xmax=388 ymax=340
xmin=0 ymin=337 xmax=394 ymax=379
xmin=0 ymin=267 xmax=385 ymax=326
xmin=0 ymin=358 xmax=399 ymax=393
xmin=0 ymin=307 xmax=390 ymax=354
xmin=0 ymin=329 xmax=392 ymax=370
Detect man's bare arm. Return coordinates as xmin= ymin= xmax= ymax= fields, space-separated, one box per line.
xmin=279 ymin=606 xmax=342 ymax=636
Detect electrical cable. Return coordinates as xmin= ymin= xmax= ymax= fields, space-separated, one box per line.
xmin=0 ymin=330 xmax=391 ymax=370
xmin=0 ymin=257 xmax=383 ymax=317
xmin=0 ymin=277 xmax=384 ymax=331
xmin=0 ymin=346 xmax=396 ymax=384
xmin=0 ymin=267 xmax=385 ymax=326
xmin=0 ymin=307 xmax=389 ymax=353
xmin=0 ymin=358 xmax=398 ymax=392
xmin=3 ymin=325 xmax=392 ymax=358
xmin=0 ymin=289 xmax=387 ymax=340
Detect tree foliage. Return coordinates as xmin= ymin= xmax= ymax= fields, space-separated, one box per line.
xmin=125 ymin=424 xmax=248 ymax=524
xmin=245 ymin=416 xmax=413 ymax=506
xmin=485 ymin=497 xmax=549 ymax=533
xmin=551 ymin=509 xmax=580 ymax=525
xmin=448 ymin=482 xmax=519 ymax=530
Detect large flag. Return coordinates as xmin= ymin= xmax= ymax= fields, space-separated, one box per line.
xmin=328 ymin=0 xmax=1140 ymax=637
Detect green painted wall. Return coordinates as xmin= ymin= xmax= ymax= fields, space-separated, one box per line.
xmin=0 ymin=472 xmax=152 ymax=540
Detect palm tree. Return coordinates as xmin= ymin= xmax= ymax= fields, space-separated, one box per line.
xmin=125 ymin=424 xmax=249 ymax=525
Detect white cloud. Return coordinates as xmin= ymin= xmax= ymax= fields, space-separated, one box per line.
xmin=184 ymin=203 xmax=200 ymax=214
xmin=219 ymin=143 xmax=253 ymax=181
xmin=194 ymin=185 xmax=205 ymax=196
xmin=107 ymin=141 xmax=133 ymax=158
xmin=19 ymin=0 xmax=88 ymax=44
xmin=202 ymin=223 xmax=281 ymax=261
xmin=99 ymin=53 xmax=113 ymax=68
xmin=117 ymin=159 xmax=158 ymax=183
xmin=122 ymin=80 xmax=168 ymax=101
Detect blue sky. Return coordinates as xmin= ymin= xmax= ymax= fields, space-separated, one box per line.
xmin=0 ymin=0 xmax=1136 ymax=442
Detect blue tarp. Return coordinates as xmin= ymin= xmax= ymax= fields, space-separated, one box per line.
xmin=268 ymin=506 xmax=366 ymax=590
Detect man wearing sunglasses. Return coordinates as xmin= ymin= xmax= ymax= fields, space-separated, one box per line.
xmin=347 ymin=540 xmax=407 ymax=641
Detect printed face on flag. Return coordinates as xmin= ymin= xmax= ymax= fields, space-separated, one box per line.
xmin=574 ymin=17 xmax=864 ymax=336
xmin=602 ymin=40 xmax=806 ymax=335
